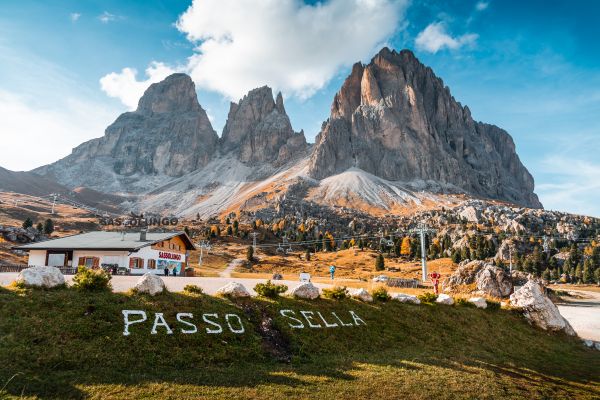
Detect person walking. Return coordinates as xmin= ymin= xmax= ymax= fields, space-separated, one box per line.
xmin=329 ymin=265 xmax=336 ymax=280
xmin=163 ymin=266 xmax=169 ymax=277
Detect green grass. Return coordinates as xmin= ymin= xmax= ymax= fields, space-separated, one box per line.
xmin=0 ymin=285 xmax=598 ymax=399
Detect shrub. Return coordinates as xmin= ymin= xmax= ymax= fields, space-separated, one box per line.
xmin=375 ymin=254 xmax=385 ymax=271
xmin=371 ymin=286 xmax=391 ymax=302
xmin=183 ymin=284 xmax=203 ymax=295
xmin=322 ymin=286 xmax=348 ymax=300
xmin=254 ymin=280 xmax=287 ymax=298
xmin=72 ymin=266 xmax=111 ymax=291
xmin=486 ymin=300 xmax=501 ymax=311
xmin=417 ymin=292 xmax=438 ymax=303
xmin=455 ymin=297 xmax=475 ymax=307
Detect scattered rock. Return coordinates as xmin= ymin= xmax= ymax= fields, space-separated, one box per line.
xmin=290 ymin=282 xmax=320 ymax=299
xmin=16 ymin=266 xmax=65 ymax=288
xmin=272 ymin=273 xmax=283 ymax=280
xmin=134 ymin=273 xmax=166 ymax=296
xmin=583 ymin=339 xmax=594 ymax=348
xmin=372 ymin=275 xmax=389 ymax=282
xmin=468 ymin=297 xmax=487 ymax=309
xmin=350 ymin=288 xmax=373 ymax=302
xmin=443 ymin=260 xmax=512 ymax=298
xmin=509 ymin=280 xmax=576 ymax=336
xmin=595 ymin=342 xmax=600 ymax=352
xmin=216 ymin=282 xmax=251 ymax=298
xmin=391 ymin=293 xmax=421 ymax=304
xmin=436 ymin=294 xmax=454 ymax=305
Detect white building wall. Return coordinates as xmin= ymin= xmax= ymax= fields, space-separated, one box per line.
xmin=28 ymin=250 xmax=47 ymax=266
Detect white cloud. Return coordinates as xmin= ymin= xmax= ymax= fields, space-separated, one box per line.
xmin=536 ymin=157 xmax=600 ymax=218
xmin=99 ymin=62 xmax=178 ymax=110
xmin=70 ymin=13 xmax=81 ymax=22
xmin=100 ymin=0 xmax=406 ymax=106
xmin=415 ymin=22 xmax=478 ymax=53
xmin=98 ymin=11 xmax=118 ymax=24
xmin=0 ymin=90 xmax=116 ymax=171
xmin=475 ymin=1 xmax=489 ymax=11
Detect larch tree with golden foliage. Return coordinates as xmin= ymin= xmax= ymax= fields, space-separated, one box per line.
xmin=400 ymin=237 xmax=411 ymax=256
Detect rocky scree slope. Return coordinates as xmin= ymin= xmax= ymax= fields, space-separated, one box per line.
xmin=308 ymin=47 xmax=541 ymax=209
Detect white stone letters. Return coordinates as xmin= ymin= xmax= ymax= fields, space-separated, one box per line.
xmin=122 ymin=310 xmax=147 ymax=336
xmin=280 ymin=309 xmax=305 ymax=329
xmin=176 ymin=313 xmax=198 ymax=334
xmin=281 ymin=309 xmax=365 ymax=329
xmin=122 ymin=308 xmax=365 ymax=336
xmin=151 ymin=313 xmax=173 ymax=335
xmin=225 ymin=314 xmax=245 ymax=334
xmin=202 ymin=313 xmax=223 ymax=334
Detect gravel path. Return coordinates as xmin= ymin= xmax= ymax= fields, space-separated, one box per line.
xmin=0 ymin=272 xmax=329 ymax=296
xmin=556 ymin=290 xmax=600 ymax=341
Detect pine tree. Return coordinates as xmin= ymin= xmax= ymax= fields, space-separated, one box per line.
xmin=375 ymin=254 xmax=385 ymax=271
xmin=22 ymin=217 xmax=33 ymax=229
xmin=305 ymin=249 xmax=311 ymax=261
xmin=43 ymin=218 xmax=54 ymax=235
xmin=246 ymin=246 xmax=254 ymax=262
xmin=451 ymin=250 xmax=461 ymax=264
xmin=582 ymin=259 xmax=593 ymax=283
xmin=36 ymin=222 xmax=43 ymax=233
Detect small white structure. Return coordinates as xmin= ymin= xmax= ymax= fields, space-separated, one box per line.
xmin=16 ymin=231 xmax=195 ymax=276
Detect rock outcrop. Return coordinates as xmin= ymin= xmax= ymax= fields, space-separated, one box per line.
xmin=290 ymin=282 xmax=320 ymax=299
xmin=443 ymin=260 xmax=513 ymax=298
xmin=510 ymin=280 xmax=576 ymax=335
xmin=391 ymin=293 xmax=421 ymax=304
xmin=36 ymin=74 xmax=218 ymax=190
xmin=221 ymin=86 xmax=308 ymax=166
xmin=16 ymin=266 xmax=65 ymax=288
xmin=134 ymin=273 xmax=165 ymax=296
xmin=350 ymin=288 xmax=373 ymax=302
xmin=216 ymin=282 xmax=251 ymax=298
xmin=308 ymin=48 xmax=541 ymax=208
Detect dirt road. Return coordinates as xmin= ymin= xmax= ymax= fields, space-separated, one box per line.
xmin=556 ymin=290 xmax=600 ymax=341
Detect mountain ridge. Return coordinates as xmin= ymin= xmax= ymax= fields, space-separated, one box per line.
xmin=10 ymin=47 xmax=542 ymax=218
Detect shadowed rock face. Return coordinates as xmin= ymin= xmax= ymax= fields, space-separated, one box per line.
xmin=308 ymin=47 xmax=542 ymax=208
xmin=39 ymin=73 xmax=218 ymax=180
xmin=221 ymin=86 xmax=307 ymax=166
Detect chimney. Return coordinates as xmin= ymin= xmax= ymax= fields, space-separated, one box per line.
xmin=139 ymin=229 xmax=147 ymax=241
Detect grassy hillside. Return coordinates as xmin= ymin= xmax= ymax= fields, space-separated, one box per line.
xmin=0 ymin=285 xmax=598 ymax=399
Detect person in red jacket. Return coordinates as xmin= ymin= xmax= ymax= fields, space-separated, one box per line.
xmin=430 ymin=272 xmax=441 ymax=294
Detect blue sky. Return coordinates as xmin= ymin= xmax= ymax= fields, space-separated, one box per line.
xmin=0 ymin=0 xmax=599 ymax=217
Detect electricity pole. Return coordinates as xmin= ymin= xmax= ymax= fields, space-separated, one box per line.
xmin=250 ymin=232 xmax=259 ymax=252
xmin=409 ymin=222 xmax=436 ymax=282
xmin=198 ymin=240 xmax=211 ymax=266
xmin=51 ymin=193 xmax=58 ymax=214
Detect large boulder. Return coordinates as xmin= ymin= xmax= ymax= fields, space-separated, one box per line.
xmin=134 ymin=273 xmax=165 ymax=296
xmin=509 ymin=280 xmax=576 ymax=336
xmin=391 ymin=293 xmax=421 ymax=304
xmin=16 ymin=266 xmax=65 ymax=288
xmin=443 ymin=260 xmax=512 ymax=298
xmin=436 ymin=294 xmax=455 ymax=305
xmin=216 ymin=282 xmax=251 ymax=298
xmin=350 ymin=288 xmax=373 ymax=302
xmin=290 ymin=282 xmax=320 ymax=299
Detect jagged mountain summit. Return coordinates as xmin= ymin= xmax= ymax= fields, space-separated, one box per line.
xmin=308 ymin=48 xmax=541 ymax=209
xmin=221 ymin=86 xmax=308 ymax=166
xmin=36 ymin=74 xmax=219 ymax=192
xmin=23 ymin=47 xmax=543 ymax=218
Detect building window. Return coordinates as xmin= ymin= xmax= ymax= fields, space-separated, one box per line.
xmin=147 ymin=259 xmax=156 ymax=269
xmin=129 ymin=257 xmax=144 ymax=269
xmin=78 ymin=257 xmax=99 ymax=269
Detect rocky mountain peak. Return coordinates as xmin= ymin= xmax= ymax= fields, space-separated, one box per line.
xmin=221 ymin=86 xmax=307 ymax=166
xmin=137 ymin=73 xmax=201 ymax=114
xmin=309 ymin=47 xmax=542 ymax=208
